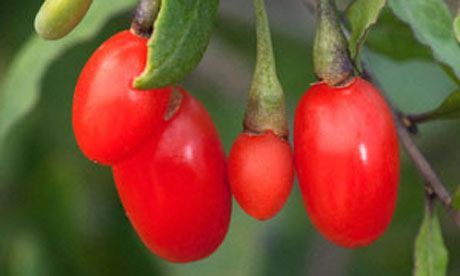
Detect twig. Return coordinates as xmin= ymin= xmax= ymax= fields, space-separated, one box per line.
xmin=425 ymin=182 xmax=436 ymax=215
xmin=362 ymin=65 xmax=460 ymax=228
xmin=406 ymin=112 xmax=433 ymax=125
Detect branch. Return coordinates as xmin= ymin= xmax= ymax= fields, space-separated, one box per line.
xmin=362 ymin=66 xmax=460 ymax=228
xmin=406 ymin=112 xmax=434 ymax=125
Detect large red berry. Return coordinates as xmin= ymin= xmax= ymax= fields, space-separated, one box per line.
xmin=73 ymin=30 xmax=171 ymax=165
xmin=112 ymin=88 xmax=231 ymax=263
xmin=294 ymin=77 xmax=399 ymax=248
xmin=228 ymin=131 xmax=293 ymax=220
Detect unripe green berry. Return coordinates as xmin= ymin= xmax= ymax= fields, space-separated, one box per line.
xmin=34 ymin=0 xmax=92 ymax=40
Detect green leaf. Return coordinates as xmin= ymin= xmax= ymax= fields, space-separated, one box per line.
xmin=388 ymin=0 xmax=460 ymax=78
xmin=425 ymin=90 xmax=460 ymax=120
xmin=365 ymin=8 xmax=432 ymax=61
xmin=134 ymin=0 xmax=219 ymax=89
xmin=414 ymin=210 xmax=448 ymax=276
xmin=453 ymin=186 xmax=460 ymax=211
xmin=440 ymin=64 xmax=460 ymax=86
xmin=9 ymin=231 xmax=49 ymax=276
xmin=0 ymin=0 xmax=136 ymax=150
xmin=454 ymin=13 xmax=460 ymax=43
xmin=346 ymin=0 xmax=387 ymax=59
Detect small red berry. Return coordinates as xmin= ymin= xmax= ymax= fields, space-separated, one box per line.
xmin=294 ymin=77 xmax=399 ymax=248
xmin=228 ymin=131 xmax=294 ymax=220
xmin=112 ymin=88 xmax=232 ymax=263
xmin=73 ymin=30 xmax=171 ymax=165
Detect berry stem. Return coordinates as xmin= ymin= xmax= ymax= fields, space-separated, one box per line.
xmin=313 ymin=0 xmax=353 ymax=86
xmin=406 ymin=112 xmax=435 ymax=125
xmin=244 ymin=0 xmax=288 ymax=138
xmin=131 ymin=0 xmax=161 ymax=38
xmin=425 ymin=182 xmax=436 ymax=215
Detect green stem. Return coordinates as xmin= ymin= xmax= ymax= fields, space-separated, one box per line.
xmin=244 ymin=0 xmax=288 ymax=138
xmin=131 ymin=0 xmax=161 ymax=38
xmin=313 ymin=0 xmax=353 ymax=86
xmin=407 ymin=111 xmax=435 ymax=125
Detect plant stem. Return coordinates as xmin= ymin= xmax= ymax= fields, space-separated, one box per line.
xmin=397 ymin=118 xmax=460 ymax=227
xmin=313 ymin=0 xmax=353 ymax=86
xmin=407 ymin=112 xmax=433 ymax=125
xmin=244 ymin=0 xmax=288 ymax=138
xmin=131 ymin=0 xmax=161 ymax=38
xmin=425 ymin=183 xmax=436 ymax=215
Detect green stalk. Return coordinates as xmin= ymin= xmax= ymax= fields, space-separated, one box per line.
xmin=244 ymin=0 xmax=288 ymax=138
xmin=313 ymin=0 xmax=353 ymax=86
xmin=131 ymin=0 xmax=161 ymax=38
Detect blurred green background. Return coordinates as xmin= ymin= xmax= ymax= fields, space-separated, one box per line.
xmin=0 ymin=0 xmax=459 ymax=275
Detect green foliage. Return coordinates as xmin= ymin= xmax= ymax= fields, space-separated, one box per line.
xmin=414 ymin=209 xmax=448 ymax=276
xmin=454 ymin=13 xmax=460 ymax=43
xmin=8 ymin=232 xmax=48 ymax=276
xmin=365 ymin=8 xmax=432 ymax=61
xmin=133 ymin=0 xmax=219 ymax=89
xmin=0 ymin=0 xmax=136 ymax=151
xmin=346 ymin=0 xmax=387 ymax=59
xmin=421 ymin=90 xmax=460 ymax=121
xmin=452 ymin=186 xmax=460 ymax=211
xmin=388 ymin=0 xmax=460 ymax=78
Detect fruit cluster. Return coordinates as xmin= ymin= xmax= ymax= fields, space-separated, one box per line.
xmin=68 ymin=0 xmax=400 ymax=264
xmin=73 ymin=31 xmax=231 ymax=262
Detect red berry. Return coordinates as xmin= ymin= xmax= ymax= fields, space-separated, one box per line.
xmin=228 ymin=131 xmax=294 ymax=220
xmin=73 ymin=30 xmax=171 ymax=165
xmin=112 ymin=88 xmax=232 ymax=263
xmin=294 ymin=77 xmax=399 ymax=248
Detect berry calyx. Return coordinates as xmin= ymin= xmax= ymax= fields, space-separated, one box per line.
xmin=228 ymin=0 xmax=293 ymax=221
xmin=313 ymin=0 xmax=354 ymax=86
xmin=244 ymin=0 xmax=288 ymax=138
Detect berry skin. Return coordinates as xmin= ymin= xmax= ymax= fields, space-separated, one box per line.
xmin=112 ymin=89 xmax=232 ymax=263
xmin=228 ymin=131 xmax=294 ymax=220
xmin=294 ymin=77 xmax=399 ymax=248
xmin=73 ymin=30 xmax=171 ymax=165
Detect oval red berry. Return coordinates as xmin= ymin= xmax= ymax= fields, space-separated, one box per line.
xmin=294 ymin=77 xmax=399 ymax=247
xmin=228 ymin=131 xmax=294 ymax=220
xmin=73 ymin=30 xmax=171 ymax=165
xmin=112 ymin=89 xmax=232 ymax=262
